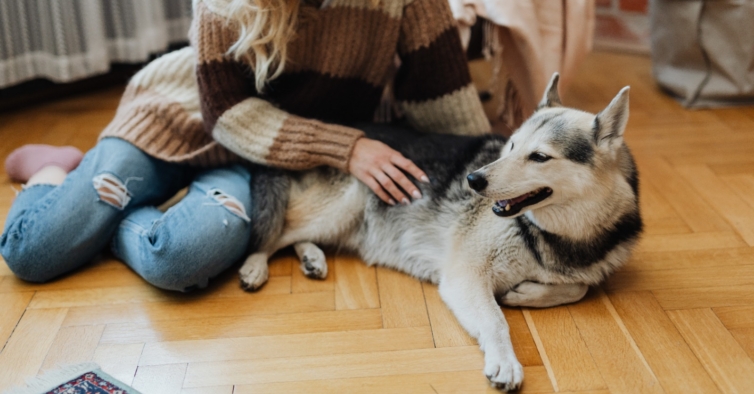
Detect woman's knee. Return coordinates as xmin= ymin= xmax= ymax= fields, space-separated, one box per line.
xmin=137 ymin=259 xmax=206 ymax=292
xmin=135 ymin=246 xmax=243 ymax=292
xmin=0 ymin=172 xmax=130 ymax=279
xmin=118 ymin=216 xmax=250 ymax=292
xmin=114 ymin=167 xmax=253 ymax=292
xmin=1 ymin=233 xmax=67 ymax=283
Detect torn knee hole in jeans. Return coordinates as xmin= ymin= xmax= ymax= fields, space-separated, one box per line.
xmin=93 ymin=174 xmax=140 ymax=210
xmin=207 ymin=189 xmax=250 ymax=222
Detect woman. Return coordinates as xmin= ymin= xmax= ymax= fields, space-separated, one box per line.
xmin=1 ymin=0 xmax=490 ymax=291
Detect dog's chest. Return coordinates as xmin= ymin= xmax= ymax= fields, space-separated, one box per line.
xmin=469 ymin=218 xmax=577 ymax=290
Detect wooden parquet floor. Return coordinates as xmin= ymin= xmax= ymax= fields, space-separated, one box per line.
xmin=1 ymin=51 xmax=754 ymax=393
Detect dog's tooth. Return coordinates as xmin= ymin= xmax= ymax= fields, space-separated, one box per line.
xmin=505 ymin=203 xmax=511 ymax=211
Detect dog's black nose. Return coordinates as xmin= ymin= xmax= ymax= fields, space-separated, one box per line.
xmin=467 ymin=172 xmax=488 ymax=191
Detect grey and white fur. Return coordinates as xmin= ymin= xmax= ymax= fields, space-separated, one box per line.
xmin=237 ymin=74 xmax=642 ymax=391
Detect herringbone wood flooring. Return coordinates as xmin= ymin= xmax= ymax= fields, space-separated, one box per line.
xmin=1 ymin=52 xmax=754 ymax=393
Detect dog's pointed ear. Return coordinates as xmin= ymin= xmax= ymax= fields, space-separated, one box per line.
xmin=537 ymin=73 xmax=563 ymax=110
xmin=594 ymin=86 xmax=630 ymax=150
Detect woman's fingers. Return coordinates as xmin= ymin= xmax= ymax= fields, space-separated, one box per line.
xmin=347 ymin=138 xmax=429 ymax=205
xmin=363 ymin=175 xmax=395 ymax=205
xmin=391 ymin=154 xmax=429 ymax=183
xmin=382 ymin=164 xmax=422 ymax=200
xmin=372 ymin=170 xmax=410 ymax=204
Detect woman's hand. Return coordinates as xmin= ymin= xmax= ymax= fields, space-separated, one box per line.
xmin=348 ymin=138 xmax=429 ymax=205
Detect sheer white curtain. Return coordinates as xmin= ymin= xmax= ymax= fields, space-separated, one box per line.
xmin=0 ymin=0 xmax=192 ymax=89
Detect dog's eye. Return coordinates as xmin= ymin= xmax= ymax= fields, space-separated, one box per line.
xmin=528 ymin=152 xmax=552 ymax=163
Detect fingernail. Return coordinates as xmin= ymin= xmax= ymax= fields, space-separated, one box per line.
xmin=388 ymin=199 xmax=396 ymax=206
xmin=412 ymin=190 xmax=422 ymax=199
xmin=421 ymin=176 xmax=430 ymax=183
xmin=401 ymin=198 xmax=410 ymax=205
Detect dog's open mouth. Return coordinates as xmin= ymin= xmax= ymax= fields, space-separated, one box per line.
xmin=492 ymin=187 xmax=553 ymax=217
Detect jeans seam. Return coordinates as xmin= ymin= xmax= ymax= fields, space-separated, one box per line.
xmin=118 ymin=217 xmax=150 ymax=235
xmin=18 ymin=184 xmax=54 ymax=193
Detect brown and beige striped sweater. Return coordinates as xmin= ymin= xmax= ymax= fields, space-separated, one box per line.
xmin=101 ymin=0 xmax=490 ymax=170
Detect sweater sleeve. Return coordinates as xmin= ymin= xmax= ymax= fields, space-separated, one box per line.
xmin=191 ymin=1 xmax=364 ymax=172
xmin=395 ymin=0 xmax=491 ymax=136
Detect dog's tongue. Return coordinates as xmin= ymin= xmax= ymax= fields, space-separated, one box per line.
xmin=496 ymin=192 xmax=535 ymax=210
xmin=496 ymin=190 xmax=542 ymax=210
xmin=511 ymin=193 xmax=530 ymax=205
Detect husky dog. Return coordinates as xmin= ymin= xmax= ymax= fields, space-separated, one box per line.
xmin=237 ymin=74 xmax=642 ymax=391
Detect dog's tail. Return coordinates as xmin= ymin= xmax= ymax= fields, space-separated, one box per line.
xmin=246 ymin=164 xmax=291 ymax=254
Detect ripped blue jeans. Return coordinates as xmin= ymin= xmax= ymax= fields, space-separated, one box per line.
xmin=0 ymin=138 xmax=253 ymax=291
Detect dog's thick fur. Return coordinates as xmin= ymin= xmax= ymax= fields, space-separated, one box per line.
xmin=237 ymin=74 xmax=642 ymax=391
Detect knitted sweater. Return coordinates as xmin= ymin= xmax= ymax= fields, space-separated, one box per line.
xmin=100 ymin=0 xmax=490 ymax=170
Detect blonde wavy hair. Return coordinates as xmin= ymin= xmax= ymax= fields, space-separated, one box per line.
xmin=203 ymin=0 xmax=301 ymax=92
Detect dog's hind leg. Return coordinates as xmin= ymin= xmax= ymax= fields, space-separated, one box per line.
xmin=294 ymin=242 xmax=328 ymax=279
xmin=239 ymin=252 xmax=270 ymax=291
xmin=239 ymin=165 xmax=290 ymax=291
xmin=498 ymin=281 xmax=588 ymax=308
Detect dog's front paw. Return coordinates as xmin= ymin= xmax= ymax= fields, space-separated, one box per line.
xmin=498 ymin=282 xmax=589 ymax=308
xmin=484 ymin=354 xmax=524 ymax=392
xmin=498 ymin=284 xmax=531 ymax=307
xmin=294 ymin=242 xmax=328 ymax=279
xmin=239 ymin=253 xmax=269 ymax=291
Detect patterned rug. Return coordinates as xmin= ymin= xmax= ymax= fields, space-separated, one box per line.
xmin=6 ymin=363 xmax=141 ymax=394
